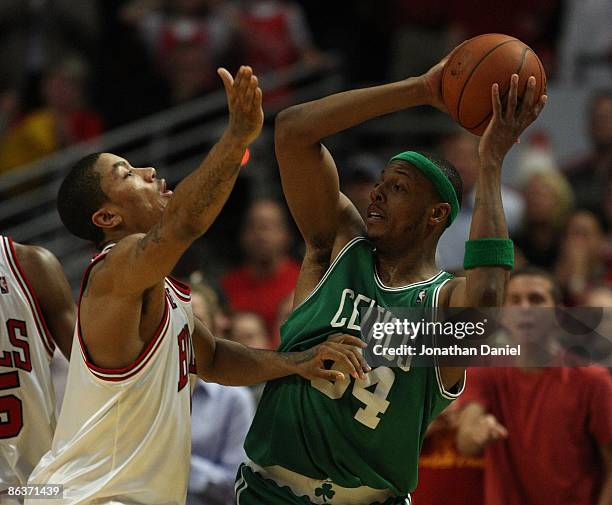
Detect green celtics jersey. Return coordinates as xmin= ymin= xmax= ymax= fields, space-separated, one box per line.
xmin=245 ymin=237 xmax=461 ymax=497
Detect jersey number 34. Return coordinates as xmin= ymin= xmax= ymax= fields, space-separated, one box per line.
xmin=311 ymin=365 xmax=408 ymax=429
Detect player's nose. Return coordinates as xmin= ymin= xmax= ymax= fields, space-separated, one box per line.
xmin=369 ymin=185 xmax=385 ymax=203
xmin=142 ymin=167 xmax=156 ymax=182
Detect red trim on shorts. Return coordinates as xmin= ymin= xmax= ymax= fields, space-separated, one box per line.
xmin=76 ymin=252 xmax=173 ymax=381
xmin=3 ymin=237 xmax=55 ymax=357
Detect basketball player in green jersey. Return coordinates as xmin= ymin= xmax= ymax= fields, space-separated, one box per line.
xmin=236 ymin=58 xmax=547 ymax=504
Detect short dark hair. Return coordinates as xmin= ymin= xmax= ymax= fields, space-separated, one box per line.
xmin=57 ymin=152 xmax=108 ymax=246
xmin=413 ymin=150 xmax=464 ymax=209
xmin=509 ymin=267 xmax=562 ymax=304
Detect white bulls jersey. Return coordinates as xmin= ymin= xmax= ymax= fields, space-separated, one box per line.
xmin=27 ymin=247 xmax=196 ymax=505
xmin=0 ymin=236 xmax=57 ymax=493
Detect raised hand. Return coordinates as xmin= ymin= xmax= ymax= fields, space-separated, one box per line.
xmin=291 ymin=334 xmax=370 ymax=382
xmin=470 ymin=413 xmax=508 ymax=447
xmin=479 ymin=74 xmax=547 ymax=166
xmin=218 ymin=65 xmax=264 ymax=146
xmin=421 ymin=56 xmax=449 ymax=114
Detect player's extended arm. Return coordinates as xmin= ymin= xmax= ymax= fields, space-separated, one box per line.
xmin=456 ymin=402 xmax=508 ymax=457
xmin=440 ymin=75 xmax=548 ymax=388
xmin=192 ymin=318 xmax=368 ymax=386
xmin=14 ymin=243 xmax=75 ymax=359
xmin=598 ymin=443 xmax=612 ymax=505
xmin=103 ymin=66 xmax=263 ymax=295
xmin=276 ymin=62 xmax=446 ymax=302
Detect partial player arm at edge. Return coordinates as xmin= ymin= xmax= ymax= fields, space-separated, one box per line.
xmin=192 ymin=318 xmax=368 ymax=386
xmin=15 ymin=244 xmax=76 ymax=359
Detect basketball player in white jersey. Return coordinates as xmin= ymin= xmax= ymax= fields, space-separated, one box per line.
xmin=26 ymin=66 xmax=367 ymax=505
xmin=0 ymin=238 xmax=75 ymax=502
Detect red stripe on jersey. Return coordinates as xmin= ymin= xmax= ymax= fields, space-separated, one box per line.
xmin=3 ymin=237 xmax=55 ymax=357
xmin=166 ymin=281 xmax=190 ymax=303
xmin=167 ymin=277 xmax=191 ymax=299
xmin=76 ymin=252 xmax=172 ymax=381
xmin=84 ymin=303 xmax=171 ymax=382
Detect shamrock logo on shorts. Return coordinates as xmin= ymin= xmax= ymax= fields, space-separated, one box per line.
xmin=314 ymin=482 xmax=335 ymax=502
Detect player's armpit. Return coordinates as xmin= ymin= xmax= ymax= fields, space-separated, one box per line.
xmin=14 ymin=244 xmax=76 ymax=359
xmin=292 ymin=193 xmax=365 ymax=308
xmin=440 ymin=277 xmax=467 ymax=308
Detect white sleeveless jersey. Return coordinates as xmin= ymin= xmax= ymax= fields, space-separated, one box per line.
xmin=27 ymin=248 xmax=197 ymax=505
xmin=0 ymin=236 xmax=56 ymax=492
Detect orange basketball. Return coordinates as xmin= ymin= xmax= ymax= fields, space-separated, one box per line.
xmin=441 ymin=33 xmax=546 ymax=136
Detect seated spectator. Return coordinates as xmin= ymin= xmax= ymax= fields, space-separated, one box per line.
xmin=235 ymin=0 xmax=320 ymax=104
xmin=563 ymin=90 xmax=612 ymax=219
xmin=0 ymin=57 xmax=102 ymax=173
xmin=188 ymin=277 xmax=256 ymax=505
xmin=123 ymin=0 xmax=237 ymax=104
xmin=188 ymin=380 xmax=255 ymax=505
xmin=229 ymin=312 xmax=270 ymax=350
xmin=412 ymin=401 xmax=484 ymax=505
xmin=190 ymin=274 xmax=231 ymax=338
xmin=514 ymin=171 xmax=575 ymax=269
xmin=556 ymin=209 xmax=610 ymax=305
xmin=228 ymin=312 xmax=269 ymax=403
xmin=582 ymin=285 xmax=612 ymax=370
xmin=436 ymin=129 xmax=524 ymax=272
xmin=456 ymin=268 xmax=612 ymax=505
xmin=221 ymin=199 xmax=300 ymax=336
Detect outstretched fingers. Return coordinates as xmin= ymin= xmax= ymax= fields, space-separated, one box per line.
xmin=217 ymin=68 xmax=234 ymax=98
xmin=491 ymin=82 xmax=503 ymax=121
xmin=505 ymin=74 xmax=519 ymax=122
xmin=242 ymin=75 xmax=258 ymax=112
xmin=518 ymin=75 xmax=537 ymax=119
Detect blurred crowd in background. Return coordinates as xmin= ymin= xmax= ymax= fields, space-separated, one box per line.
xmin=0 ymin=1 xmax=611 ymax=504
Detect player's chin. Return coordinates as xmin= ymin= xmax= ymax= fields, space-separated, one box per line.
xmin=365 ymin=221 xmax=385 ymax=240
xmin=158 ymin=194 xmax=171 ymax=209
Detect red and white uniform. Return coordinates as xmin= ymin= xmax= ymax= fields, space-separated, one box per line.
xmin=0 ymin=236 xmax=57 ymax=492
xmin=27 ymin=246 xmax=196 ymax=505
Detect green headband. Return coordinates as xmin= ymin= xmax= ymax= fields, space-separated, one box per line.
xmin=390 ymin=151 xmax=460 ymax=225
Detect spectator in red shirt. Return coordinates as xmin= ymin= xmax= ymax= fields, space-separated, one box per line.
xmin=456 ymin=268 xmax=612 ymax=505
xmin=221 ymin=199 xmax=300 ymax=344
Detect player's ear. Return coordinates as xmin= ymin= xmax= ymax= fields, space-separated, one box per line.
xmin=430 ymin=203 xmax=450 ymax=226
xmin=92 ymin=205 xmax=123 ymax=230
